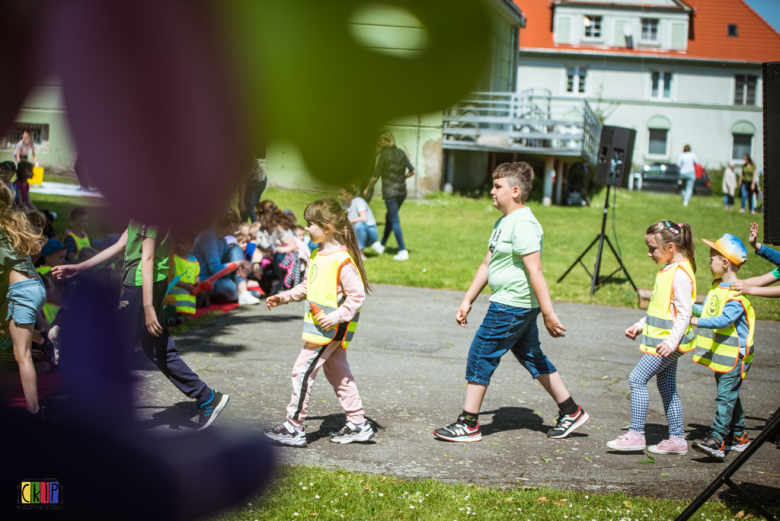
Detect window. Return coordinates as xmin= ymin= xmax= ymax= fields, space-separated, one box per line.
xmin=732 ymin=133 xmax=752 ymax=161
xmin=648 ymin=129 xmax=668 ymax=156
xmin=728 ymin=24 xmax=738 ymax=37
xmin=651 ymin=72 xmax=673 ymax=99
xmin=641 ymin=19 xmax=659 ymax=42
xmin=583 ymin=15 xmax=602 ymax=39
xmin=1 ymin=123 xmax=50 ymax=153
xmin=566 ymin=67 xmax=587 ymax=94
xmin=734 ymin=75 xmax=757 ymax=105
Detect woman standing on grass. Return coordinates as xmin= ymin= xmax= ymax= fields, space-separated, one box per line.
xmin=363 ymin=130 xmax=415 ymax=261
xmin=677 ymin=144 xmax=698 ymax=207
xmin=722 ymin=164 xmax=737 ymax=211
xmin=739 ymin=154 xmax=757 ymax=215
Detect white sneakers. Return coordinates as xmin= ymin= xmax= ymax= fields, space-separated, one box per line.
xmin=237 ymin=291 xmax=261 ymax=305
xmin=370 ymin=241 xmax=409 ymax=261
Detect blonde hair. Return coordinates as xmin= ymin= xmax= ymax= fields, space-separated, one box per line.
xmin=0 ymin=183 xmax=42 ymax=256
xmin=303 ymin=198 xmax=371 ymax=294
xmin=646 ymin=220 xmax=696 ymax=273
xmin=377 ymin=130 xmax=396 ymax=148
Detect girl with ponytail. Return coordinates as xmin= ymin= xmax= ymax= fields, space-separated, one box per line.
xmin=608 ymin=220 xmax=696 ymax=456
xmin=263 ymin=198 xmax=373 ymax=447
xmin=0 ymin=182 xmax=47 ymax=416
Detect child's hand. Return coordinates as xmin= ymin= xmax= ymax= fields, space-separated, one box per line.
xmin=317 ymin=313 xmax=336 ymax=331
xmin=236 ymin=260 xmax=251 ymax=279
xmin=690 ymin=316 xmax=698 ymax=326
xmin=625 ymin=325 xmax=642 ymax=340
xmin=543 ymin=312 xmax=566 ymax=338
xmin=656 ymin=342 xmax=674 ymax=358
xmin=253 ymin=263 xmax=263 ymax=280
xmin=456 ymin=300 xmax=472 ymax=327
xmin=179 ymin=282 xmax=195 ymax=293
xmin=144 ymin=305 xmax=163 ymax=337
xmin=732 ymin=280 xmax=752 ymax=296
xmin=749 ymin=222 xmax=760 ymax=251
xmin=266 ymin=295 xmax=281 ymax=310
xmin=51 ymin=264 xmax=81 ymax=280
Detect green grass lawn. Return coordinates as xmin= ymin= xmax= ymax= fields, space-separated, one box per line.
xmin=29 ymin=186 xmax=780 ymax=319
xmin=210 ymin=465 xmax=773 ymax=521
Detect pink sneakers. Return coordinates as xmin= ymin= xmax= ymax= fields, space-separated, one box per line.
xmin=606 ymin=431 xmax=646 ymax=451
xmin=648 ymin=436 xmax=688 ymax=455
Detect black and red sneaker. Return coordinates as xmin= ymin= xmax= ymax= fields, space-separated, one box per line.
xmin=692 ymin=434 xmax=725 ymax=460
xmin=433 ymin=417 xmax=482 ymax=442
xmin=547 ymin=406 xmax=590 ymax=439
xmin=725 ymin=432 xmax=750 ymax=454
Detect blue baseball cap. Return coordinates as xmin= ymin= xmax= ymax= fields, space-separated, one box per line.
xmin=702 ymin=234 xmax=748 ymax=267
xmin=41 ymin=239 xmax=67 ymax=259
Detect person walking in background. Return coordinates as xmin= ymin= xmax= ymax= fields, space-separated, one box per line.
xmin=677 ymin=145 xmax=698 ymax=207
xmin=722 ymin=164 xmax=737 ymax=211
xmin=739 ymin=154 xmax=757 ymax=215
xmin=238 ymin=157 xmax=267 ymax=223
xmin=363 ymin=130 xmax=415 ymax=261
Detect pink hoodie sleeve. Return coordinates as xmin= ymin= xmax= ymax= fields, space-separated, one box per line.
xmin=278 ymin=276 xmax=308 ymax=304
xmin=327 ymin=262 xmax=365 ymax=324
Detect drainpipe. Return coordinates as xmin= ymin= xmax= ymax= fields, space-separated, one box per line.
xmin=543 ymin=155 xmax=554 ymax=206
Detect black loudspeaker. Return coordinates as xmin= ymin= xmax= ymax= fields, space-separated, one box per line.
xmin=594 ymin=126 xmax=636 ymax=187
xmin=763 ymin=62 xmax=780 ymax=245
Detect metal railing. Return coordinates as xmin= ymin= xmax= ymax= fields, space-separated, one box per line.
xmin=442 ymin=90 xmax=602 ymax=163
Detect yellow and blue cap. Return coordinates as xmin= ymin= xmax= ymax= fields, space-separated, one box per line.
xmin=702 ymin=234 xmax=748 ymax=267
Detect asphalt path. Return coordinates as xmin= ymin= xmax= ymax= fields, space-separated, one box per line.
xmin=132 ymin=285 xmax=780 ymax=503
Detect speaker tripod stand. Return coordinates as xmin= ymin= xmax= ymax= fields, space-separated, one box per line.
xmin=557 ymin=183 xmax=637 ymax=296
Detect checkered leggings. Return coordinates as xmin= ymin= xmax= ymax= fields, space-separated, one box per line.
xmin=628 ymin=351 xmax=685 ymax=438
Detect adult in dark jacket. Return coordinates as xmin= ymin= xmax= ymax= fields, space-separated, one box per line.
xmin=363 ymin=130 xmax=415 ymax=261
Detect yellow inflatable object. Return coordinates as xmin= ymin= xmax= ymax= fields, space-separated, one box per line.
xmin=30 ymin=166 xmax=44 ymax=185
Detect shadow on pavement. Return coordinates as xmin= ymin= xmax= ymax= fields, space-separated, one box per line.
xmin=136 ymin=401 xmax=199 ymax=431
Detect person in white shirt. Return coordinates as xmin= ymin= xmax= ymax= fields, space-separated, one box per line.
xmin=676 ymin=145 xmax=698 ymax=207
xmin=338 ymin=188 xmax=377 ymax=260
xmin=722 ymin=164 xmax=737 ymax=211
xmin=15 ymin=130 xmax=37 ymax=165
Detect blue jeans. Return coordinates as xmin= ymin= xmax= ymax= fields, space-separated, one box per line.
xmin=740 ymin=181 xmax=755 ymax=211
xmin=354 ymin=221 xmax=378 ymax=250
xmin=381 ymin=196 xmax=406 ymax=251
xmin=209 ymin=245 xmax=245 ymax=303
xmin=681 ymin=173 xmax=695 ymax=205
xmin=465 ymin=303 xmax=557 ymax=386
xmin=240 ymin=179 xmax=267 ymax=223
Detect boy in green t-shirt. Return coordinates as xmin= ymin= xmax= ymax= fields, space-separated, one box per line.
xmin=54 ymin=221 xmax=230 ymax=430
xmin=433 ymin=162 xmax=588 ymax=442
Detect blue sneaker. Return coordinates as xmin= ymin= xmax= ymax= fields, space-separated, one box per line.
xmin=196 ymin=391 xmax=230 ymax=431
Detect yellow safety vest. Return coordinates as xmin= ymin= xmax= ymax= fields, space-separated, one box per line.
xmin=639 ymin=259 xmax=697 ymax=356
xmin=168 ymin=254 xmax=200 ymax=314
xmin=692 ymin=282 xmax=755 ymax=379
xmin=66 ymin=232 xmax=91 ymax=253
xmin=302 ymin=249 xmax=361 ymax=349
xmin=36 ymin=266 xmax=52 ymax=276
xmin=42 ymin=301 xmax=62 ymax=325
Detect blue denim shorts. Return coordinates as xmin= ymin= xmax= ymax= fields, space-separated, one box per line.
xmin=465 ymin=302 xmax=557 ymax=385
xmin=7 ymin=277 xmax=46 ymax=326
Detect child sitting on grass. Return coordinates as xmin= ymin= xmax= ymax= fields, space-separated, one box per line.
xmin=63 ymin=207 xmax=91 ymax=263
xmin=169 ymin=234 xmax=201 ymax=318
xmin=14 ymin=162 xmax=37 ymax=212
xmin=35 ymin=239 xmax=67 ymax=276
xmin=689 ymin=234 xmax=754 ymax=460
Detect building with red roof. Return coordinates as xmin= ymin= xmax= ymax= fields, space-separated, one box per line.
xmin=515 ymin=0 xmax=780 ymax=179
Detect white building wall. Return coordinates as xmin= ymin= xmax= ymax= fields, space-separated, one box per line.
xmin=517 ymin=54 xmax=764 ymax=169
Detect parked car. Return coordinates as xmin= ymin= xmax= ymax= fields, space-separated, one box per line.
xmin=635 ymin=163 xmax=712 ymax=196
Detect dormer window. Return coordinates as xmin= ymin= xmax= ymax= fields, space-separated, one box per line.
xmin=583 ymin=15 xmax=602 ymax=39
xmin=641 ymin=19 xmax=659 ymax=42
xmin=728 ymin=24 xmax=738 ymax=37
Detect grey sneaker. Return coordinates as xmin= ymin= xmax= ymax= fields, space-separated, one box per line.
xmin=264 ymin=420 xmax=307 ymax=447
xmin=330 ymin=421 xmax=375 ymax=444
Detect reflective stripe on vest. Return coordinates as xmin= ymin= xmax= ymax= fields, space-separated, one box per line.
xmin=301 ymin=249 xmax=362 ymax=349
xmin=36 ymin=266 xmax=52 ymax=276
xmin=692 ymin=281 xmax=755 ymax=379
xmin=42 ymin=301 xmax=62 ymax=325
xmin=171 ymin=254 xmax=200 ymax=314
xmin=639 ymin=259 xmax=697 ymax=356
xmin=66 ymin=232 xmax=91 ymax=253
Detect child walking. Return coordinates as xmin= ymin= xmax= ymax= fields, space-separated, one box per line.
xmin=689 ymin=234 xmax=754 ymax=460
xmin=433 ymin=162 xmax=588 ymax=443
xmin=611 ymin=221 xmax=697 ymax=455
xmin=264 ymin=198 xmax=373 ymax=447
xmin=0 ymin=183 xmax=47 ymax=415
